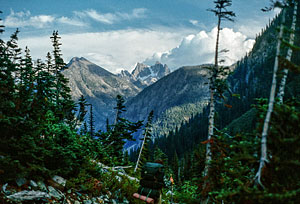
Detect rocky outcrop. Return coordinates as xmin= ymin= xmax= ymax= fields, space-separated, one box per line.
xmin=118 ymin=62 xmax=170 ymax=87
xmin=1 ymin=174 xmax=132 ymax=203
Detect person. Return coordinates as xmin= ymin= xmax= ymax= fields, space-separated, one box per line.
xmin=138 ymin=160 xmax=165 ymax=204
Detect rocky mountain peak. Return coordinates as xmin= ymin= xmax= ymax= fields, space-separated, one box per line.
xmin=118 ymin=62 xmax=170 ymax=87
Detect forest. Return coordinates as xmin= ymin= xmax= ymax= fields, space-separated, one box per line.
xmin=1 ymin=0 xmax=300 ymax=203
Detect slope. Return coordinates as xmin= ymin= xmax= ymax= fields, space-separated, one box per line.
xmin=124 ymin=65 xmax=211 ymax=150
xmin=63 ymin=57 xmax=141 ymax=130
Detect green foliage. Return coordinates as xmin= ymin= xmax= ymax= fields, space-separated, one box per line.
xmin=207 ymin=98 xmax=300 ymax=203
xmin=97 ymin=95 xmax=143 ymax=166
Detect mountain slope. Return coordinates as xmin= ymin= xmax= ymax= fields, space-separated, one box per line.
xmin=124 ymin=65 xmax=211 ymax=150
xmin=63 ymin=57 xmax=141 ymax=130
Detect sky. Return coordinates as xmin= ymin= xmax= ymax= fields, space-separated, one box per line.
xmin=0 ymin=0 xmax=280 ymax=73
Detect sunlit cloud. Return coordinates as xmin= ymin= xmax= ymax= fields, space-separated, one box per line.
xmin=144 ymin=27 xmax=255 ymax=70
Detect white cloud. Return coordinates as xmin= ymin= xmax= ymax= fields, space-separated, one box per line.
xmin=3 ymin=9 xmax=86 ymax=28
xmin=57 ymin=16 xmax=86 ymax=27
xmin=4 ymin=10 xmax=54 ymax=28
xmin=144 ymin=27 xmax=255 ymax=70
xmin=189 ymin=19 xmax=198 ymax=26
xmin=74 ymin=8 xmax=147 ymax=24
xmin=84 ymin=9 xmax=117 ymax=24
xmin=17 ymin=29 xmax=184 ymax=73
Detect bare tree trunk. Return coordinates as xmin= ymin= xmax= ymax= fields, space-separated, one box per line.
xmin=134 ymin=130 xmax=147 ymax=173
xmin=254 ymin=8 xmax=286 ymax=188
xmin=202 ymin=16 xmax=221 ymax=204
xmin=203 ymin=16 xmax=221 ymax=179
xmin=277 ymin=1 xmax=298 ymax=104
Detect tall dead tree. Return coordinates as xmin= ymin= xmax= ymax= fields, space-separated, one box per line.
xmin=254 ymin=3 xmax=288 ymax=188
xmin=277 ymin=0 xmax=298 ymax=103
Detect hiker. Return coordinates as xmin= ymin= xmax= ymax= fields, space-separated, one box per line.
xmin=137 ymin=160 xmax=165 ymax=204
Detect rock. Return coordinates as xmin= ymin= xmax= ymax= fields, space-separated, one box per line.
xmin=74 ymin=201 xmax=80 ymax=204
xmin=52 ymin=175 xmax=66 ymax=187
xmin=37 ymin=181 xmax=48 ymax=192
xmin=123 ymin=198 xmax=130 ymax=204
xmin=48 ymin=186 xmax=64 ymax=200
xmin=29 ymin=180 xmax=38 ymax=189
xmin=6 ymin=190 xmax=50 ymax=202
xmin=2 ymin=183 xmax=11 ymax=195
xmin=16 ymin=178 xmax=27 ymax=187
xmin=112 ymin=199 xmax=117 ymax=204
xmin=83 ymin=200 xmax=92 ymax=204
xmin=67 ymin=189 xmax=72 ymax=194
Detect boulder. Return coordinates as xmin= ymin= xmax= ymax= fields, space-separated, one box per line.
xmin=52 ymin=175 xmax=66 ymax=187
xmin=48 ymin=186 xmax=64 ymax=200
xmin=6 ymin=190 xmax=50 ymax=202
xmin=2 ymin=183 xmax=11 ymax=195
xmin=29 ymin=180 xmax=38 ymax=190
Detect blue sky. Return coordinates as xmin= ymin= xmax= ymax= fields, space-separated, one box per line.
xmin=0 ymin=0 xmax=279 ymax=72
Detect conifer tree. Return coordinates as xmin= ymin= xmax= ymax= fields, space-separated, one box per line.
xmin=50 ymin=31 xmax=75 ymax=124
xmin=99 ymin=95 xmax=142 ymax=166
xmin=75 ymin=95 xmax=88 ymax=129
xmin=203 ymin=0 xmax=235 ymax=201
xmin=87 ymin=104 xmax=95 ymax=137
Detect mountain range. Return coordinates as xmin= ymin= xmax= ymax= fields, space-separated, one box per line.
xmin=64 ymin=57 xmax=171 ymax=131
xmin=63 ymin=57 xmax=213 ymax=150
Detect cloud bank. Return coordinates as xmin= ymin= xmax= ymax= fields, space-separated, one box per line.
xmin=17 ymin=29 xmax=184 ymax=73
xmin=3 ymin=8 xmax=147 ymax=29
xmin=144 ymin=27 xmax=255 ymax=70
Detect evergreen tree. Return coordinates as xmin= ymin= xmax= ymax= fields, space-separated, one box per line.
xmin=203 ymin=1 xmax=235 ymax=201
xmin=98 ymin=95 xmax=142 ymax=166
xmin=87 ymin=104 xmax=95 ymax=137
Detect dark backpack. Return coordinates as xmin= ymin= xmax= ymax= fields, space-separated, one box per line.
xmin=140 ymin=162 xmax=165 ymax=190
xmin=138 ymin=186 xmax=161 ymax=199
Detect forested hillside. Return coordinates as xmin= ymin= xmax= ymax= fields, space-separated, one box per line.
xmin=138 ymin=1 xmax=300 ymax=203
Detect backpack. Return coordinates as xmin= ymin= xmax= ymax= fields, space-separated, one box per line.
xmin=140 ymin=162 xmax=165 ymax=190
xmin=138 ymin=186 xmax=161 ymax=200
